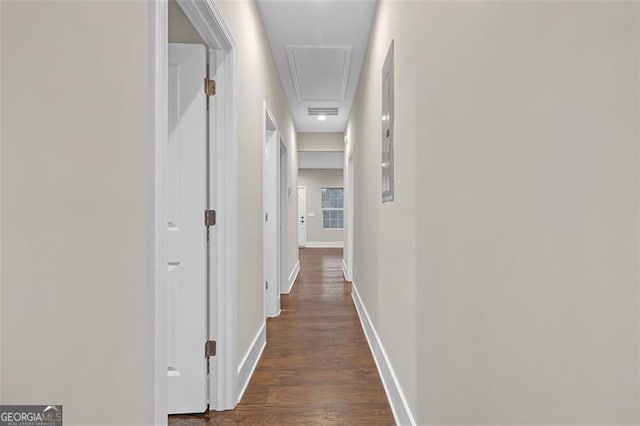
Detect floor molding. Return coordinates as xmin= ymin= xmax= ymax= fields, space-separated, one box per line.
xmin=351 ymin=283 xmax=416 ymax=426
xmin=304 ymin=241 xmax=344 ymax=248
xmin=236 ymin=322 xmax=266 ymax=404
xmin=283 ymin=260 xmax=300 ymax=294
xmin=341 ymin=258 xmax=350 ymax=282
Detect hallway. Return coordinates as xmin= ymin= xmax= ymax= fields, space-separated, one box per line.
xmin=169 ymin=248 xmax=394 ymax=425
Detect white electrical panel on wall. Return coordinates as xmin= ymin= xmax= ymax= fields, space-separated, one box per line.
xmin=381 ymin=40 xmax=394 ymax=203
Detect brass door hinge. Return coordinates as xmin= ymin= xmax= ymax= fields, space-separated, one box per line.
xmin=205 ymin=340 xmax=216 ymax=358
xmin=205 ymin=209 xmax=216 ymax=227
xmin=204 ymin=78 xmax=216 ymax=96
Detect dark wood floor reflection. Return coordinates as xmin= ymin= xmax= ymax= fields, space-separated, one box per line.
xmin=169 ymin=248 xmax=394 ymax=425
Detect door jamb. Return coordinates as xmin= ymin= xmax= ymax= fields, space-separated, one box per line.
xmin=345 ymin=136 xmax=355 ymax=282
xmin=279 ymin=141 xmax=288 ymax=296
xmin=263 ymin=102 xmax=280 ymax=318
xmin=151 ymin=0 xmax=237 ymax=421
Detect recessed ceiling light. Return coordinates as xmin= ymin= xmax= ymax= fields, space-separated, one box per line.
xmin=317 ymin=115 xmax=327 ymax=121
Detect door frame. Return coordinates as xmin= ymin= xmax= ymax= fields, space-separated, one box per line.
xmin=279 ymin=141 xmax=288 ymax=296
xmin=263 ymin=102 xmax=281 ymax=318
xmin=298 ymin=186 xmax=307 ymax=247
xmin=150 ymin=0 xmax=238 ymax=422
xmin=344 ymin=136 xmax=355 ymax=282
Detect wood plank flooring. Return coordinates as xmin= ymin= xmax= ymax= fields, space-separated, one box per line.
xmin=169 ymin=248 xmax=394 ymax=425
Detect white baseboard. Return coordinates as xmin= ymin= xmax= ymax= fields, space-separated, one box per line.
xmin=236 ymin=322 xmax=266 ymax=404
xmin=351 ymin=283 xmax=416 ymax=426
xmin=303 ymin=241 xmax=344 ymax=248
xmin=341 ymin=258 xmax=351 ymax=282
xmin=282 ymin=260 xmax=300 ymax=294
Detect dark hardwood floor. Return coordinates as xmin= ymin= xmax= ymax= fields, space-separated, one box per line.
xmin=169 ymin=247 xmax=394 ymax=425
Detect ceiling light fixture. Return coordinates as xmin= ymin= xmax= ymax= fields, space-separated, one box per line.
xmin=317 ymin=115 xmax=327 ymax=121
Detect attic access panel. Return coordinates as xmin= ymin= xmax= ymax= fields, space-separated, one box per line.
xmin=381 ymin=40 xmax=394 ymax=203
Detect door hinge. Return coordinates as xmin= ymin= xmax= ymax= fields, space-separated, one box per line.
xmin=266 ymin=281 xmax=269 ymax=290
xmin=205 ymin=209 xmax=216 ymax=227
xmin=204 ymin=78 xmax=216 ymax=96
xmin=265 ymin=213 xmax=268 ymax=222
xmin=205 ymin=340 xmax=216 ymax=358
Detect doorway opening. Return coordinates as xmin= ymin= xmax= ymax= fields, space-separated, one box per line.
xmin=263 ymin=103 xmax=281 ymax=318
xmin=344 ymin=137 xmax=355 ymax=282
xmin=298 ymin=186 xmax=307 ymax=247
xmin=153 ymin=0 xmax=237 ymax=421
xmin=279 ymin=141 xmax=289 ymax=299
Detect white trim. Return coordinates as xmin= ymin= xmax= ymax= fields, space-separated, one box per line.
xmin=177 ymin=0 xmax=235 ymax=49
xmin=236 ymin=322 xmax=267 ymax=404
xmin=155 ymin=0 xmax=238 ymax=414
xmin=279 ymin=141 xmax=289 ymax=300
xmin=282 ymin=260 xmax=300 ymax=294
xmin=344 ymin=137 xmax=355 ymax=282
xmin=304 ymin=241 xmax=344 ymax=248
xmin=263 ymin=102 xmax=281 ymax=319
xmin=208 ymin=42 xmax=238 ymax=410
xmin=351 ymin=283 xmax=416 ymax=426
xmin=341 ymin=259 xmax=349 ymax=282
xmin=179 ymin=0 xmax=238 ymax=411
xmin=150 ymin=0 xmax=168 ymax=423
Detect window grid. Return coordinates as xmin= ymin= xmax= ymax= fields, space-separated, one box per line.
xmin=322 ymin=188 xmax=344 ymax=230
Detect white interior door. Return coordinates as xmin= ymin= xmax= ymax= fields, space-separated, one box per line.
xmin=298 ymin=187 xmax=306 ymax=247
xmin=167 ymin=43 xmax=207 ymax=414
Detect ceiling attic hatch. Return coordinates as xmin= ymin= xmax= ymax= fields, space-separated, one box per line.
xmin=256 ymin=0 xmax=377 ymax=132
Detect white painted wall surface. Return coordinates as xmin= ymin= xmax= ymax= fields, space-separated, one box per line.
xmin=298 ymin=169 xmax=344 ymax=245
xmin=215 ymin=0 xmax=298 ymax=374
xmin=0 ymin=0 xmax=3 ymax=404
xmin=1 ymin=1 xmax=153 ymax=424
xmin=298 ymin=151 xmax=343 ymax=170
xmin=298 ymin=132 xmax=345 ymax=152
xmin=348 ymin=1 xmax=639 ymax=424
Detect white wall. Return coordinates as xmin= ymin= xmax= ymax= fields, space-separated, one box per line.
xmin=0 ymin=0 xmax=3 ymax=404
xmin=298 ymin=151 xmax=343 ymax=170
xmin=1 ymin=1 xmax=153 ymax=424
xmin=298 ymin=169 xmax=344 ymax=246
xmin=215 ymin=0 xmax=298 ymax=372
xmin=298 ymin=132 xmax=344 ymax=152
xmin=348 ymin=1 xmax=639 ymax=424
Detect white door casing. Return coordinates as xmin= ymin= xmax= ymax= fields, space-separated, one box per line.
xmin=153 ymin=1 xmax=237 ymax=421
xmin=263 ymin=111 xmax=280 ymax=318
xmin=345 ymin=141 xmax=355 ymax=282
xmin=298 ymin=186 xmax=306 ymax=247
xmin=279 ymin=142 xmax=288 ymax=295
xmin=167 ymin=43 xmax=208 ymax=414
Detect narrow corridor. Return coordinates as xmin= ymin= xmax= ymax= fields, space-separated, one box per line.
xmin=170 ymin=248 xmax=394 ymax=425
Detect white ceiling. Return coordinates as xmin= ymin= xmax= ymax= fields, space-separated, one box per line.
xmin=256 ymin=0 xmax=377 ymax=133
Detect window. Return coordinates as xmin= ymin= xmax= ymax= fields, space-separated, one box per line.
xmin=322 ymin=187 xmax=344 ymax=229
